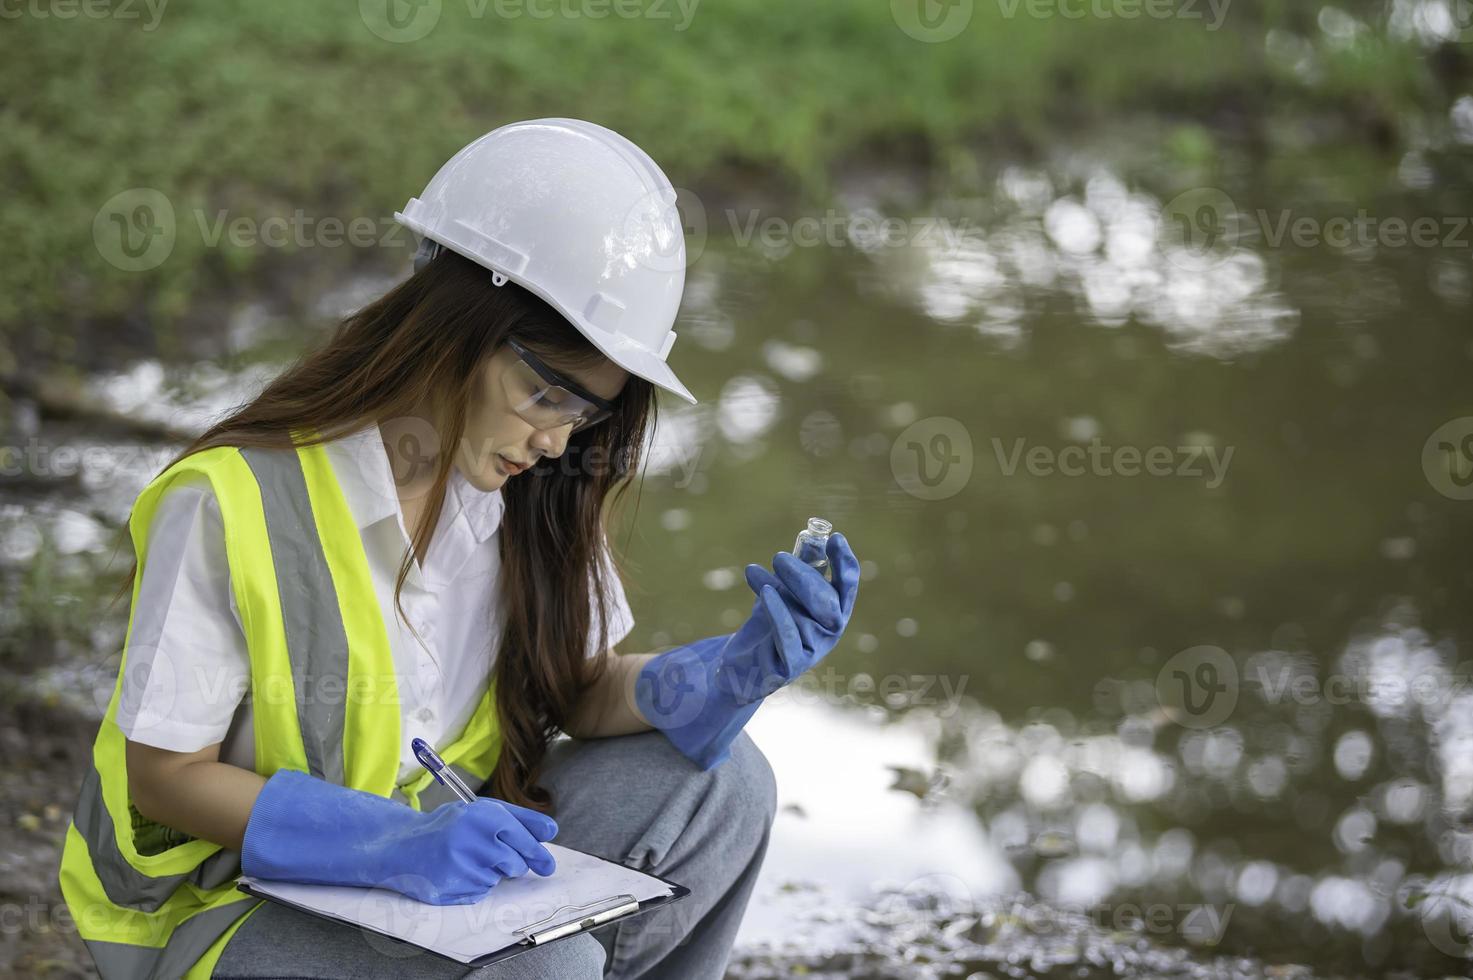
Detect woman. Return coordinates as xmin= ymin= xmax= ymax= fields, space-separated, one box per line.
xmin=57 ymin=119 xmax=859 ymax=980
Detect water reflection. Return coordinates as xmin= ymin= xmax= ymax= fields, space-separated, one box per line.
xmin=8 ymin=106 xmax=1471 ymax=975
xmin=869 ymin=168 xmax=1300 ymax=358
xmin=741 ymin=609 xmax=1473 ymax=971
xmin=740 ymin=694 xmax=1017 ymax=951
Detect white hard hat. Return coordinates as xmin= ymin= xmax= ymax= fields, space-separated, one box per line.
xmin=395 ymin=117 xmax=698 ymax=405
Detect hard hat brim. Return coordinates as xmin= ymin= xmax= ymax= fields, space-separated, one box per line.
xmin=397 ymin=215 xmax=699 ymax=406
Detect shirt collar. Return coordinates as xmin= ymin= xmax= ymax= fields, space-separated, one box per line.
xmin=325 ymin=420 xmax=505 ymax=542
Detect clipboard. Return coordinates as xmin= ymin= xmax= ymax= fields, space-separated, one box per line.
xmin=235 ymin=856 xmax=690 ymax=968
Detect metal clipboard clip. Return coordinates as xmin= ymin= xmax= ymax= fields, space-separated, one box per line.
xmin=513 ymin=894 xmax=640 ymax=945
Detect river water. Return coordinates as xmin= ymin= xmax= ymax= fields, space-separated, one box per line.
xmin=6 ymin=115 xmax=1473 ymax=975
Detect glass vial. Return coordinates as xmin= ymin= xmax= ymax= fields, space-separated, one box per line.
xmin=792 ymin=517 xmax=833 ymax=578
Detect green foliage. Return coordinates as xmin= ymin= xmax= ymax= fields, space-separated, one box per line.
xmin=0 ymin=0 xmax=1447 ymax=360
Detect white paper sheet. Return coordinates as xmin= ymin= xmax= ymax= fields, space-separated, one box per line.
xmin=236 ymin=843 xmax=676 ymax=964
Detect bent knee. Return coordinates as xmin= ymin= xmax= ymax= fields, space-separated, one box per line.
xmin=723 ymin=730 xmax=778 ymax=829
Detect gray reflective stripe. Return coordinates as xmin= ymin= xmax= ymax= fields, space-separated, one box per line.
xmin=239 ymin=445 xmax=347 ymax=785
xmin=83 ymin=897 xmax=260 ymax=980
xmin=77 ymin=445 xmax=349 ymax=917
xmin=75 ymin=765 xmax=243 ymax=913
xmin=390 ymin=763 xmax=486 ymax=810
xmin=422 ymin=763 xmax=486 ymax=809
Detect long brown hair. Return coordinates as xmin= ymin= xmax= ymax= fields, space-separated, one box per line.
xmin=112 ymin=248 xmax=657 ymax=811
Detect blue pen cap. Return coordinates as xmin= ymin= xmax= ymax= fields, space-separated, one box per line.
xmin=410 ymin=737 xmax=448 ymax=785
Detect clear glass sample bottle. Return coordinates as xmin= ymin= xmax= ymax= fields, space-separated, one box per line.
xmin=792 ymin=517 xmax=834 ymax=578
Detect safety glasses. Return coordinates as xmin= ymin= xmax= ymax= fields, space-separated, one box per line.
xmin=502 ymin=338 xmax=616 ymax=433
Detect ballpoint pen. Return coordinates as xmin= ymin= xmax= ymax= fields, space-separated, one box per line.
xmin=411 ymin=736 xmax=477 ymax=803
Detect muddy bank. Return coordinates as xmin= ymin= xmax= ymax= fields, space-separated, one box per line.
xmin=0 ymin=691 xmax=99 ymax=978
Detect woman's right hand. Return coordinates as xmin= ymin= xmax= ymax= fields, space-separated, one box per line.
xmin=240 ymin=768 xmax=560 ymax=907
xmin=392 ymin=797 xmax=559 ymax=904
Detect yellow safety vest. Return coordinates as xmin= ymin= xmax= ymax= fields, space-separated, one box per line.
xmin=58 ymin=433 xmax=505 ymax=980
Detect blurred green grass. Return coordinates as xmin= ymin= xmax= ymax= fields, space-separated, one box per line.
xmin=0 ymin=0 xmax=1438 ymax=368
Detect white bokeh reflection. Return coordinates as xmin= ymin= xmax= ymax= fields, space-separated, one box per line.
xmin=914 ymin=234 xmax=1011 ymax=323
xmin=1335 ymin=619 xmax=1473 ymax=815
xmin=1388 ymin=0 xmax=1473 ymax=45
xmin=738 ymin=695 xmax=1018 ymax=948
xmin=1379 ymin=777 xmax=1429 ymax=824
xmin=642 ymin=401 xmax=708 ymax=479
xmin=716 ymin=373 xmax=782 ymax=445
xmin=1040 ymin=855 xmax=1116 ymax=907
xmin=1310 ymin=876 xmax=1390 ymax=936
xmin=1434 ymin=691 xmax=1473 ymax=816
xmin=760 ymin=338 xmax=823 ymax=382
xmin=898 ymin=608 xmax=1471 ymax=956
xmin=1333 ymin=730 xmax=1374 ymax=780
xmin=1333 ymin=806 xmax=1378 ymax=854
xmin=95 ymin=357 xmax=279 ymax=431
xmin=1246 ymin=754 xmax=1289 ymax=798
xmin=871 ymin=166 xmax=1301 ymax=357
xmin=1236 ymin=860 xmax=1279 ymax=906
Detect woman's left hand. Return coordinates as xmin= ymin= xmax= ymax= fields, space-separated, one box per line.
xmin=736 ymin=531 xmax=860 ymax=690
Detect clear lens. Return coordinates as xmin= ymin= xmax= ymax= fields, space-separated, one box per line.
xmin=503 ymin=358 xmax=608 ymax=432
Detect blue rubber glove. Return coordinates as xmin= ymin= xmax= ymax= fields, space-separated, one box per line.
xmin=636 ymin=531 xmax=860 ymax=770
xmin=241 ymin=768 xmax=559 ymax=906
xmin=720 ymin=531 xmax=861 ymax=703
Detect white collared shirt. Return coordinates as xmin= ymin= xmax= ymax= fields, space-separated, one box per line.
xmin=115 ymin=421 xmax=634 ymax=785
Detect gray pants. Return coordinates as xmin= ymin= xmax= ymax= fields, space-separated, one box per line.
xmin=211 ymin=729 xmax=777 ymax=980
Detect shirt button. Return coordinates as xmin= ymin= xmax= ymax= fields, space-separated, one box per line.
xmin=416 ymin=707 xmax=433 ymax=722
